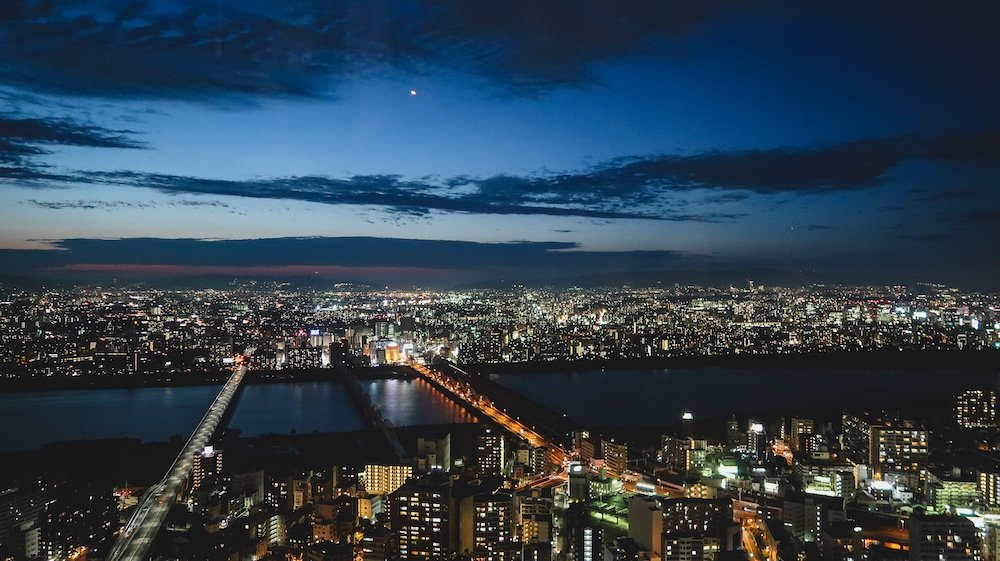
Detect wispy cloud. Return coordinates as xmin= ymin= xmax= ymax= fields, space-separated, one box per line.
xmin=0 ymin=0 xmax=742 ymax=101
xmin=53 ymin=129 xmax=997 ymax=220
xmin=0 ymin=113 xmax=144 ymax=180
xmin=0 ymin=237 xmax=694 ymax=279
xmin=22 ymin=199 xmax=233 ymax=211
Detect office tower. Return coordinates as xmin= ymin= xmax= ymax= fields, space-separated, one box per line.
xmin=362 ymin=464 xmax=413 ymax=495
xmin=790 ymin=418 xmax=815 ymax=452
xmin=601 ymin=438 xmax=628 ymax=479
xmin=568 ymin=463 xmax=589 ymax=503
xmin=192 ymin=445 xmax=223 ymax=491
xmin=909 ymin=513 xmax=980 ymax=561
xmin=955 ymin=390 xmax=998 ymax=428
xmin=841 ymin=410 xmax=875 ymax=464
xmin=389 ymin=475 xmax=451 ymax=561
xmin=477 ymin=425 xmax=506 ymax=475
xmin=747 ymin=422 xmax=768 ymax=463
xmin=682 ymin=412 xmax=695 ymax=438
xmin=574 ymin=431 xmax=596 ymax=463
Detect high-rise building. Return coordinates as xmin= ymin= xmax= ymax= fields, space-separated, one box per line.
xmin=568 ymin=463 xmax=589 ymax=503
xmin=659 ymin=498 xmax=737 ymax=561
xmin=477 ymin=425 xmax=506 ymax=475
xmin=288 ymin=474 xmax=313 ymax=511
xmin=841 ymin=410 xmax=876 ymax=465
xmin=455 ymin=481 xmax=516 ymax=561
xmin=662 ymin=435 xmax=688 ymax=471
xmin=517 ymin=489 xmax=553 ymax=546
xmin=660 ymin=498 xmax=733 ymax=538
xmin=601 ymin=439 xmax=628 ymax=479
xmin=415 ymin=434 xmax=451 ymax=472
xmin=686 ymin=439 xmax=709 ymax=474
xmin=978 ymin=468 xmax=1000 ymax=507
xmin=955 ymin=390 xmax=998 ymax=428
xmin=682 ymin=412 xmax=695 ymax=438
xmin=389 ymin=475 xmax=451 ymax=561
xmin=574 ymin=431 xmax=596 ymax=463
xmin=790 ymin=418 xmax=815 ymax=452
xmin=192 ymin=445 xmax=223 ymax=491
xmin=927 ymin=470 xmax=978 ymax=511
xmin=565 ymin=505 xmax=602 ymax=561
xmin=362 ymin=464 xmax=413 ymax=496
xmin=746 ymin=422 xmax=768 ymax=463
xmin=909 ymin=513 xmax=980 ymax=561
xmin=771 ymin=417 xmax=787 ymax=441
xmin=869 ymin=422 xmax=928 ymax=479
xmin=628 ymin=495 xmax=662 ymax=554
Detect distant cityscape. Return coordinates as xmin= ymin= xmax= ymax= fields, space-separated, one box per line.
xmin=1 ymin=282 xmax=1000 ymax=561
xmin=2 ymin=282 xmax=999 ymax=382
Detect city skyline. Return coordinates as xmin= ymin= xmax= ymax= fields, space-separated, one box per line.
xmin=2 ymin=1 xmax=1000 ymax=287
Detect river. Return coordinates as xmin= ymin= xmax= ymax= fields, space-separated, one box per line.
xmin=3 ymin=367 xmax=996 ymax=451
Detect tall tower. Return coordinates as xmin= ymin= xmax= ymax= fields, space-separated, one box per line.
xmin=682 ymin=412 xmax=695 ymax=439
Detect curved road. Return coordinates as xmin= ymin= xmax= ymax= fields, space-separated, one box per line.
xmin=106 ymin=362 xmax=247 ymax=561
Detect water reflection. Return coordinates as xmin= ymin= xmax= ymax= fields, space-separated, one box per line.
xmin=229 ymin=381 xmax=367 ymax=436
xmin=364 ymin=378 xmax=477 ymax=426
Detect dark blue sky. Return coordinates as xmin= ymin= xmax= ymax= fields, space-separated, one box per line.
xmin=1 ymin=1 xmax=998 ymax=286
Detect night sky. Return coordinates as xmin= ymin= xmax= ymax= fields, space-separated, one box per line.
xmin=1 ymin=1 xmax=999 ymax=287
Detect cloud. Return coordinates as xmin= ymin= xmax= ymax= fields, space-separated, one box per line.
xmin=0 ymin=115 xmax=144 ymax=149
xmin=22 ymin=199 xmax=232 ymax=211
xmin=49 ymin=129 xmax=993 ymax=220
xmin=0 ymin=113 xmax=144 ymax=180
xmin=82 ymin=170 xmax=681 ymax=221
xmin=4 ymin=111 xmax=998 ymax=222
xmin=0 ymin=0 xmax=742 ymax=101
xmin=0 ymin=236 xmax=694 ymax=282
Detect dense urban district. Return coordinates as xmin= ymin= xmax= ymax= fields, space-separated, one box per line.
xmin=1 ymin=282 xmax=998 ymax=381
xmin=1 ymin=282 xmax=1000 ymax=561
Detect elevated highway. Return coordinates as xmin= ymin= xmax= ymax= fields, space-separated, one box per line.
xmin=106 ymin=357 xmax=249 ymax=561
xmin=409 ymin=362 xmax=570 ymax=468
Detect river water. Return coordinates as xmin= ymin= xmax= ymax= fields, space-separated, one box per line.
xmin=3 ymin=367 xmax=996 ymax=451
xmin=0 ymin=378 xmax=471 ymax=451
xmin=488 ymin=367 xmax=1000 ymax=426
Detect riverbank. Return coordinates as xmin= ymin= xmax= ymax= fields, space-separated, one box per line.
xmin=0 ymin=423 xmax=478 ymax=488
xmin=3 ymin=350 xmax=996 ymax=392
xmin=471 ymin=349 xmax=1000 ymax=375
xmin=0 ymin=364 xmax=414 ymax=393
